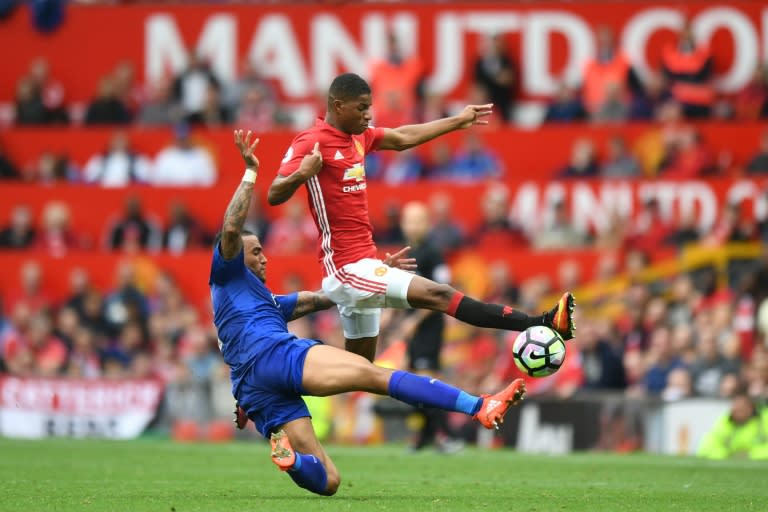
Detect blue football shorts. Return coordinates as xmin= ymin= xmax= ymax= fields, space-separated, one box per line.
xmin=235 ymin=336 xmax=321 ymax=438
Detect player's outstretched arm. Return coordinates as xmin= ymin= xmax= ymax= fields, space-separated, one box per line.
xmin=220 ymin=129 xmax=260 ymax=260
xmin=378 ymin=104 xmax=493 ymax=151
xmin=267 ymin=142 xmax=323 ymax=205
xmin=290 ymin=290 xmax=335 ymax=320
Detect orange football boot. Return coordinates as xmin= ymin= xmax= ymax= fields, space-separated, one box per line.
xmin=473 ymin=378 xmax=527 ymax=430
xmin=270 ymin=430 xmax=296 ymax=471
xmin=543 ymin=292 xmax=576 ymax=340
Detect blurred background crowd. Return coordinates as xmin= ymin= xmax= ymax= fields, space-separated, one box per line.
xmin=2 ymin=0 xmax=768 ymax=451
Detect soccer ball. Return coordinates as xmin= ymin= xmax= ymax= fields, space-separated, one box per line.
xmin=512 ymin=326 xmax=566 ymax=377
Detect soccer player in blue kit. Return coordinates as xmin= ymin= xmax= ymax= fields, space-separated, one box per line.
xmin=210 ymin=130 xmax=526 ymax=496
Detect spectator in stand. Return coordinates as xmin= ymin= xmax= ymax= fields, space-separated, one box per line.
xmin=106 ymin=195 xmax=162 ymax=251
xmin=471 ymin=183 xmax=526 ymax=247
xmin=702 ymin=202 xmax=756 ymax=247
xmin=373 ymin=202 xmax=405 ymax=246
xmin=665 ymin=212 xmax=701 ymax=249
xmin=0 ymin=205 xmax=36 ymax=249
xmin=187 ymin=85 xmax=231 ymax=126
xmin=448 ymin=132 xmax=503 ymax=181
xmin=30 ymin=150 xmax=79 ymax=183
xmin=152 ymin=123 xmax=216 ymax=187
xmin=629 ymin=72 xmax=673 ymax=121
xmin=558 ymin=138 xmax=599 ymax=178
xmin=625 ymin=198 xmax=674 ymax=254
xmin=64 ymin=267 xmax=91 ymax=317
xmin=103 ymin=262 xmax=149 ymax=337
xmin=690 ymin=330 xmax=740 ymax=397
xmin=661 ymin=367 xmax=693 ymax=401
xmin=379 ymin=149 xmax=426 ymax=184
xmin=574 ymin=317 xmax=626 ymax=391
xmin=35 ymin=201 xmax=82 ymax=256
xmin=419 ymin=90 xmax=451 ymax=123
xmin=264 ymin=201 xmax=317 ymax=255
xmin=425 ymin=140 xmax=455 ymax=178
xmin=163 ymin=200 xmax=208 ymax=253
xmin=111 ymin=60 xmax=143 ymax=119
xmin=698 ymin=391 xmax=768 ymax=460
xmin=601 ymin=134 xmax=641 ymax=178
xmin=235 ymin=84 xmax=278 ymax=132
xmin=7 ymin=312 xmax=68 ymax=377
xmin=544 ymin=82 xmax=586 ymax=123
xmin=138 ymin=77 xmax=182 ymax=126
xmin=224 ymin=57 xmax=278 ymax=115
xmin=427 ymin=192 xmax=465 ymax=253
xmin=172 ymin=52 xmax=221 ymax=123
xmin=84 ymin=76 xmax=132 ymax=125
xmin=592 ymin=82 xmax=629 ymax=123
xmin=582 ymin=26 xmax=641 ymax=122
xmin=532 ymin=199 xmax=587 ymax=250
xmin=15 ymin=57 xmax=68 ymax=125
xmin=14 ymin=77 xmax=48 ymax=125
xmin=67 ymin=326 xmax=102 ymax=378
xmin=6 ymin=261 xmax=51 ymax=316
xmin=661 ymin=23 xmax=715 ymax=119
xmin=368 ymin=31 xmax=424 ymax=127
xmin=746 ymin=129 xmax=768 ymax=174
xmin=82 ymin=131 xmax=152 ymax=187
xmin=180 ymin=325 xmax=221 ymax=383
xmin=0 ymin=141 xmax=20 ymax=179
xmin=660 ymin=128 xmax=716 ymax=178
xmin=733 ymin=63 xmax=768 ymax=121
xmin=642 ymin=325 xmax=686 ymax=395
xmin=473 ymin=33 xmax=516 ymax=122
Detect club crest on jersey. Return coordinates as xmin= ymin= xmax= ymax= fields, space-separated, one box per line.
xmin=354 ymin=139 xmax=364 ymax=156
xmin=374 ymin=266 xmax=388 ymax=277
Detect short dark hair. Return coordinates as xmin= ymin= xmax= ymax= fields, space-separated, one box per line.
xmin=328 ymin=73 xmax=371 ymax=102
xmin=212 ymin=229 xmax=256 ymax=249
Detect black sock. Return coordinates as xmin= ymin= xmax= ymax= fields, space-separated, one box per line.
xmin=452 ymin=296 xmax=542 ymax=331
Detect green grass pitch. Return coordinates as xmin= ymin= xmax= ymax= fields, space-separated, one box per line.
xmin=1 ymin=438 xmax=766 ymax=512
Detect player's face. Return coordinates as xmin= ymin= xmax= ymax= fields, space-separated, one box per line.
xmin=337 ymin=94 xmax=373 ymax=134
xmin=242 ymin=235 xmax=268 ymax=282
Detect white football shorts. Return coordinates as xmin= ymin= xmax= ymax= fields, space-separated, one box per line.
xmin=321 ymin=258 xmax=415 ymax=339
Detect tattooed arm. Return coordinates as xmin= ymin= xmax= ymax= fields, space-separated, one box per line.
xmin=220 ymin=129 xmax=260 ymax=260
xmin=289 ymin=290 xmax=335 ymax=321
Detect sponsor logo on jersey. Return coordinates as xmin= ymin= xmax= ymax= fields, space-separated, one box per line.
xmin=374 ymin=266 xmax=388 ymax=277
xmin=342 ymin=163 xmax=366 ymax=182
xmin=342 ymin=183 xmax=367 ymax=193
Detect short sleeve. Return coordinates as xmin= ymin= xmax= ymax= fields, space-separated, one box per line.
xmin=275 ymin=292 xmax=298 ymax=321
xmin=363 ymin=126 xmax=386 ymax=153
xmin=277 ymin=133 xmax=315 ymax=177
xmin=209 ymin=243 xmax=246 ymax=285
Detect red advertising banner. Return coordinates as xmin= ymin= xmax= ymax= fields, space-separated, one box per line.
xmin=0 ymin=376 xmax=164 ymax=439
xmin=1 ymin=2 xmax=765 ymax=103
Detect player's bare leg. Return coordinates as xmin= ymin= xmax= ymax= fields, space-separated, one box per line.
xmin=344 ymin=335 xmax=378 ymax=362
xmin=405 ymin=275 xmax=576 ymax=340
xmin=301 ymin=344 xmax=524 ymax=428
xmin=273 ymin=416 xmax=341 ymax=496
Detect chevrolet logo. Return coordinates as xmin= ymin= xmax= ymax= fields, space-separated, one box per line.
xmin=342 ymin=163 xmax=366 ymax=182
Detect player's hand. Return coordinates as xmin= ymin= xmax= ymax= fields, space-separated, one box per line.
xmin=299 ymin=142 xmax=323 ymax=177
xmin=456 ymin=104 xmax=494 ymax=128
xmin=234 ymin=129 xmax=260 ymax=170
xmin=384 ymin=246 xmax=417 ymax=273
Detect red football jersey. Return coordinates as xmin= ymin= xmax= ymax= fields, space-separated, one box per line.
xmin=278 ymin=119 xmax=385 ymax=276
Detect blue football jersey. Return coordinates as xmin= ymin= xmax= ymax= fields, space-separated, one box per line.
xmin=209 ymin=244 xmax=298 ymax=393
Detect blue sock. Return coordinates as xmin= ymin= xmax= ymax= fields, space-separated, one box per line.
xmin=388 ymin=370 xmax=482 ymax=416
xmin=287 ymin=452 xmax=328 ymax=495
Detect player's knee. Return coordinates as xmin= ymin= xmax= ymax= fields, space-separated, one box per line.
xmin=416 ymin=282 xmax=455 ymax=311
xmin=324 ymin=470 xmax=341 ymax=496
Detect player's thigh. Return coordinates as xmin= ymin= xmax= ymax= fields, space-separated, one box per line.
xmin=302 ymin=344 xmax=392 ymax=396
xmin=280 ymin=416 xmax=340 ymax=493
xmin=405 ymin=274 xmax=456 ymax=311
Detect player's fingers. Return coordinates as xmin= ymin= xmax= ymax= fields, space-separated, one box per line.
xmin=313 ymin=142 xmax=320 ymax=154
xmin=250 ymin=138 xmax=260 ymax=152
xmin=475 ymin=120 xmax=489 ymax=125
xmin=476 ymin=110 xmax=493 ymax=117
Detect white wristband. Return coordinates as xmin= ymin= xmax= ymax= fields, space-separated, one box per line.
xmin=242 ymin=168 xmax=257 ymax=183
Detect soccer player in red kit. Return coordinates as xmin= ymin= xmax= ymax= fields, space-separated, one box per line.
xmin=267 ymin=73 xmax=575 ymax=362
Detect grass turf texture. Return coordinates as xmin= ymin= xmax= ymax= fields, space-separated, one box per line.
xmin=1 ymin=438 xmax=766 ymax=512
